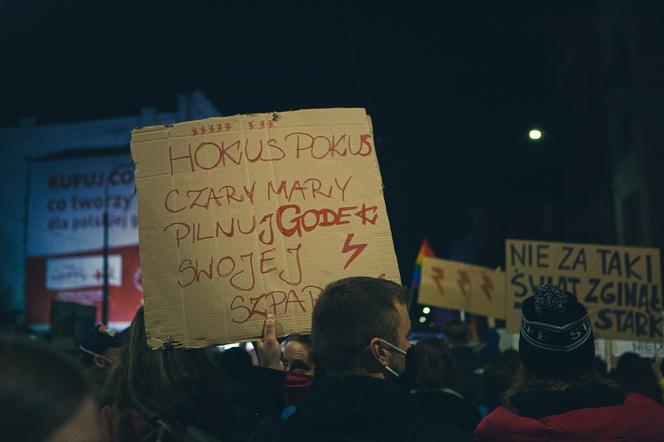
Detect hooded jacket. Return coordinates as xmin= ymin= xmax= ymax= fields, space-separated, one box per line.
xmin=252 ymin=375 xmax=471 ymax=442
xmin=476 ymin=384 xmax=664 ymax=442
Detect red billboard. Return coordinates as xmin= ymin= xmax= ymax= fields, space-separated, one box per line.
xmin=25 ymin=152 xmax=143 ymax=326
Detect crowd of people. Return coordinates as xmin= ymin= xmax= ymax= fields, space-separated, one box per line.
xmin=2 ymin=278 xmax=664 ymax=441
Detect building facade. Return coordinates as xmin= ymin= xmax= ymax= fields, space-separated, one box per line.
xmin=0 ymin=91 xmax=219 ymax=320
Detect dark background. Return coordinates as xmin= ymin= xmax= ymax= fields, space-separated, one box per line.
xmin=1 ymin=1 xmax=658 ymax=280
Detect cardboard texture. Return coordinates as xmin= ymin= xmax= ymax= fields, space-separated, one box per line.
xmin=611 ymin=340 xmax=664 ymax=358
xmin=131 ymin=108 xmax=400 ymax=348
xmin=505 ymin=239 xmax=662 ymax=341
xmin=419 ymin=257 xmax=505 ymax=319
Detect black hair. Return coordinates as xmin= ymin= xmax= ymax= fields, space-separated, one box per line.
xmin=0 ymin=336 xmax=91 ymax=442
xmin=503 ymin=362 xmax=623 ymax=410
xmin=411 ymin=338 xmax=459 ymax=391
xmin=443 ymin=320 xmax=471 ymax=347
xmin=613 ymin=352 xmax=663 ymax=404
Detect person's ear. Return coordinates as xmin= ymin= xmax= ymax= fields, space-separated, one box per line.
xmin=369 ymin=338 xmax=390 ymax=367
xmin=93 ymin=355 xmax=107 ymax=369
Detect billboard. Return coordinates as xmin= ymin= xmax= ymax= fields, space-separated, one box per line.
xmin=25 ymin=152 xmax=143 ymax=325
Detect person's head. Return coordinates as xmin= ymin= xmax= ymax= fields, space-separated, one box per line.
xmin=478 ymin=349 xmax=520 ymax=410
xmin=443 ymin=320 xmax=471 ymax=348
xmin=613 ymin=352 xmax=663 ymax=404
xmin=78 ymin=324 xmax=125 ymax=372
xmin=502 ymin=285 xmax=620 ymax=409
xmin=283 ymin=334 xmax=315 ymax=377
xmin=282 ymin=335 xmax=315 ymax=405
xmin=105 ymin=307 xmax=237 ymax=439
xmin=311 ymin=277 xmax=411 ymax=378
xmin=518 ymin=284 xmax=595 ymax=380
xmin=0 ymin=336 xmax=100 ymax=442
xmin=409 ymin=338 xmax=459 ymax=392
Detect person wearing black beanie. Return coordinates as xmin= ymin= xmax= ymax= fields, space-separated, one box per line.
xmin=476 ymin=284 xmax=664 ymax=442
xmin=519 ymin=284 xmax=595 ymax=380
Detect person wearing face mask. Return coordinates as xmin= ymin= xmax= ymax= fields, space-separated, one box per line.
xmin=280 ymin=334 xmax=315 ymax=419
xmin=251 ymin=276 xmax=471 ymax=442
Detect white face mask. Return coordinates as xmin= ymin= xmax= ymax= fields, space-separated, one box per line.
xmin=376 ymin=338 xmax=407 ymax=378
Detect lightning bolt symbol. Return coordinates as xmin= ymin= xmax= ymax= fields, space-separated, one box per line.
xmin=431 ymin=266 xmax=445 ymax=295
xmin=457 ymin=270 xmax=471 ymax=295
xmin=341 ymin=233 xmax=367 ymax=269
xmin=481 ymin=274 xmax=494 ymax=302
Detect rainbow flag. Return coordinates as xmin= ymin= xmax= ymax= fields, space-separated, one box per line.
xmin=410 ymin=239 xmax=488 ymax=343
xmin=410 ymin=238 xmax=436 ymax=292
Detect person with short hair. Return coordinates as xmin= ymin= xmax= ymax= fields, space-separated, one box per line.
xmin=0 ymin=336 xmax=102 ymax=442
xmin=476 ymin=284 xmax=664 ymax=441
xmin=253 ymin=276 xmax=471 ymax=442
xmin=443 ymin=319 xmax=482 ymax=402
xmin=612 ymin=352 xmax=663 ymax=405
xmin=409 ymin=338 xmax=481 ymax=435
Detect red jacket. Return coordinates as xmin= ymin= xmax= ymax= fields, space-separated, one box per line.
xmin=476 ymin=393 xmax=664 ymax=441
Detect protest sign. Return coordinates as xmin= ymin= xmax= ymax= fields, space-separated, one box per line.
xmin=505 ymin=239 xmax=662 ymax=341
xmin=131 ymin=108 xmax=400 ymax=348
xmin=419 ymin=257 xmax=505 ymax=319
xmin=612 ymin=340 xmax=664 ymax=358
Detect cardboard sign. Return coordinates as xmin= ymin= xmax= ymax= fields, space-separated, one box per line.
xmin=612 ymin=340 xmax=664 ymax=358
xmin=505 ymin=239 xmax=662 ymax=341
xmin=131 ymin=108 xmax=400 ymax=348
xmin=419 ymin=257 xmax=505 ymax=319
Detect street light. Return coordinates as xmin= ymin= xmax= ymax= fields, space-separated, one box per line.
xmin=529 ymin=129 xmax=543 ymax=141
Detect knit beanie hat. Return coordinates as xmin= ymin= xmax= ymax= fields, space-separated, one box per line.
xmin=519 ymin=284 xmax=595 ymax=379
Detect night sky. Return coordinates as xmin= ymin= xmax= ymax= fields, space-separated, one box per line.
xmin=0 ymin=1 xmax=596 ymax=277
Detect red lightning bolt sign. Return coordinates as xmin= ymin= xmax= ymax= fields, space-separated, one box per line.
xmin=431 ymin=266 xmax=445 ymax=295
xmin=481 ymin=274 xmax=494 ymax=302
xmin=457 ymin=270 xmax=471 ymax=296
xmin=341 ymin=233 xmax=367 ymax=269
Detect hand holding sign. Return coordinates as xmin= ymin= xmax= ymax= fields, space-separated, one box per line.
xmin=255 ymin=313 xmax=283 ymax=370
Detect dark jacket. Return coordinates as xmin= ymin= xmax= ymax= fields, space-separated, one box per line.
xmin=233 ymin=367 xmax=286 ymax=431
xmin=476 ymin=384 xmax=664 ymax=441
xmin=412 ymin=390 xmax=481 ymax=434
xmin=252 ymin=375 xmax=472 ymax=442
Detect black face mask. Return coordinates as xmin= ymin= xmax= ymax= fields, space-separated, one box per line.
xmin=398 ymin=345 xmax=419 ymax=388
